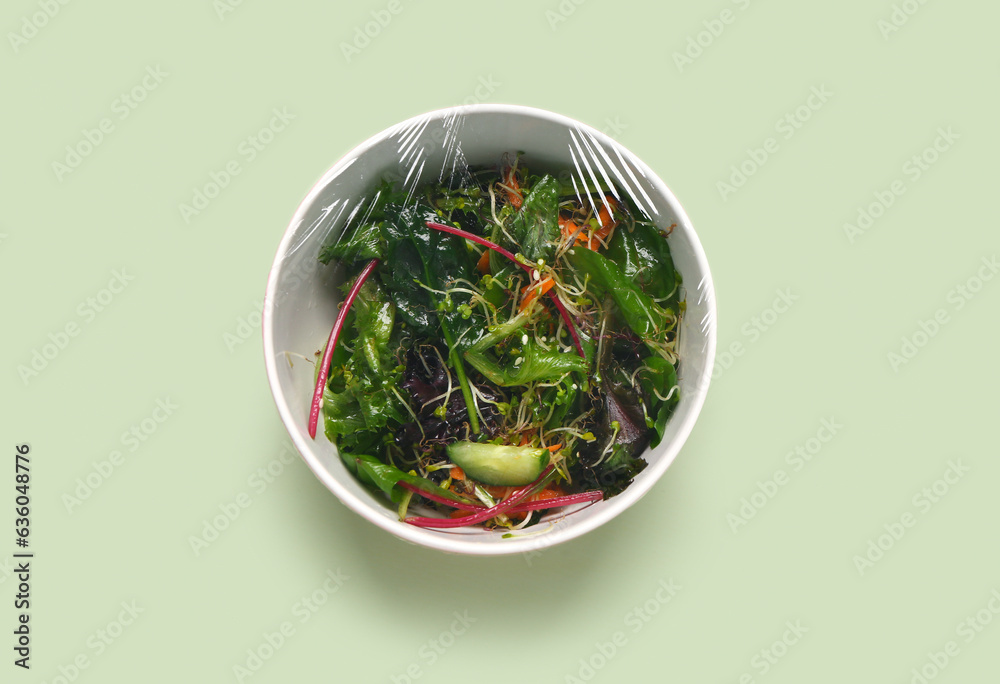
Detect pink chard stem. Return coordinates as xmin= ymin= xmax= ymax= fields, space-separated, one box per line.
xmin=405 ymin=466 xmax=555 ymax=528
xmin=400 ymin=481 xmax=603 ymax=515
xmin=308 ymin=258 xmax=380 ymax=439
xmin=425 ymin=221 xmax=527 ymax=272
xmin=397 ymin=482 xmax=484 ymax=512
xmin=508 ymin=490 xmax=603 ymax=513
xmin=544 ymin=291 xmax=586 ymax=358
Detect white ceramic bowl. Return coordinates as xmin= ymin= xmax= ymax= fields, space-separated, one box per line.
xmin=263 ymin=104 xmax=716 ymax=556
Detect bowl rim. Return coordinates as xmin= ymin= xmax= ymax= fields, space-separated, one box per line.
xmin=263 ymin=103 xmax=717 ymax=556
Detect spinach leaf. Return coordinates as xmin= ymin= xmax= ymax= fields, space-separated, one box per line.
xmin=342 ymin=452 xmax=477 ymax=505
xmin=510 ymin=174 xmax=560 ymax=264
xmin=566 ymin=247 xmax=667 ymax=343
xmin=377 ymin=203 xmax=479 ymax=351
xmin=606 ymin=222 xmax=680 ymax=307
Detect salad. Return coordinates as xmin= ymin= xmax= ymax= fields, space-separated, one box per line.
xmin=309 ymin=157 xmax=683 ymax=530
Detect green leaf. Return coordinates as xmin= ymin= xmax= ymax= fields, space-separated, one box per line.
xmin=605 ymin=222 xmax=679 ymax=306
xmin=319 ymin=220 xmax=385 ymax=264
xmin=510 ymin=175 xmax=560 ymax=264
xmin=463 ymin=312 xmax=588 ymax=386
xmin=352 ymin=280 xmax=396 ymax=377
xmin=318 ymin=180 xmax=404 ymax=264
xmin=541 ymin=376 xmax=579 ymax=431
xmin=342 ymin=452 xmax=477 ymax=505
xmin=324 ymin=368 xmax=407 ymax=438
xmin=431 ymin=185 xmax=486 ymax=233
xmin=377 ymin=204 xmax=480 ymax=349
xmin=480 ymin=275 xmax=508 ymax=310
xmin=638 ymin=356 xmax=679 ymax=446
xmin=374 ymin=201 xmax=485 ymax=432
xmin=322 ymin=278 xmax=407 ymax=440
xmin=322 ymin=384 xmax=366 ymax=438
xmin=583 ymin=443 xmax=648 ymax=498
xmin=565 ymin=247 xmax=667 ymax=343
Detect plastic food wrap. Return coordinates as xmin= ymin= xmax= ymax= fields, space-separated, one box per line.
xmin=263 ymin=104 xmax=716 ymax=554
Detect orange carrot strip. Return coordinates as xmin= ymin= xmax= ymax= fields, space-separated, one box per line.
xmin=560 ymin=216 xmax=603 ymax=251
xmin=532 ymin=488 xmax=563 ymax=501
xmin=597 ymin=196 xmax=618 ymax=230
xmin=518 ymin=276 xmax=554 ymax=313
xmin=505 ymin=168 xmax=523 ymax=209
xmin=476 ymin=249 xmax=491 ymax=274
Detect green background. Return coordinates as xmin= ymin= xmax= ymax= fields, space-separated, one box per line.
xmin=4 ymin=0 xmax=999 ymax=682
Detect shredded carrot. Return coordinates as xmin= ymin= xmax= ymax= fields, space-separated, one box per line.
xmin=559 ymin=218 xmax=600 ymax=251
xmin=518 ymin=276 xmax=554 ymax=313
xmin=560 ymin=196 xmax=619 ymax=251
xmin=530 ymin=487 xmax=565 ymax=502
xmin=476 ymin=249 xmax=491 ymax=274
xmin=451 ymin=466 xmax=465 ymax=481
xmin=559 ymin=216 xmax=583 ymax=243
xmin=505 ymin=167 xmax=523 ymax=210
xmin=484 ymin=485 xmax=513 ymax=499
xmin=597 ymin=196 xmax=618 ymax=231
xmin=506 ymin=484 xmax=568 ymax=519
xmin=589 ymin=196 xmax=618 ymax=247
xmin=545 ymin=444 xmax=563 ymax=453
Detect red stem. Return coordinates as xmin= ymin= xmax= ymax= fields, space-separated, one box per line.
xmin=545 ymin=291 xmax=586 ymax=358
xmin=425 ymin=221 xmax=528 ymax=272
xmin=400 ymin=481 xmax=603 ymax=514
xmin=509 ymin=490 xmax=603 ymax=513
xmin=397 ymin=482 xmax=483 ymax=512
xmin=425 ymin=221 xmax=585 ymax=358
xmin=405 ymin=466 xmax=554 ymax=528
xmin=308 ymin=258 xmax=380 ymax=439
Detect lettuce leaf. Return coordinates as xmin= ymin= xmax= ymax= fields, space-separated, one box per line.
xmin=463 ymin=312 xmax=588 ymax=386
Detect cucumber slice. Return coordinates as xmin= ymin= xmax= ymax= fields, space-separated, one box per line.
xmin=446 ymin=441 xmax=549 ymax=486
